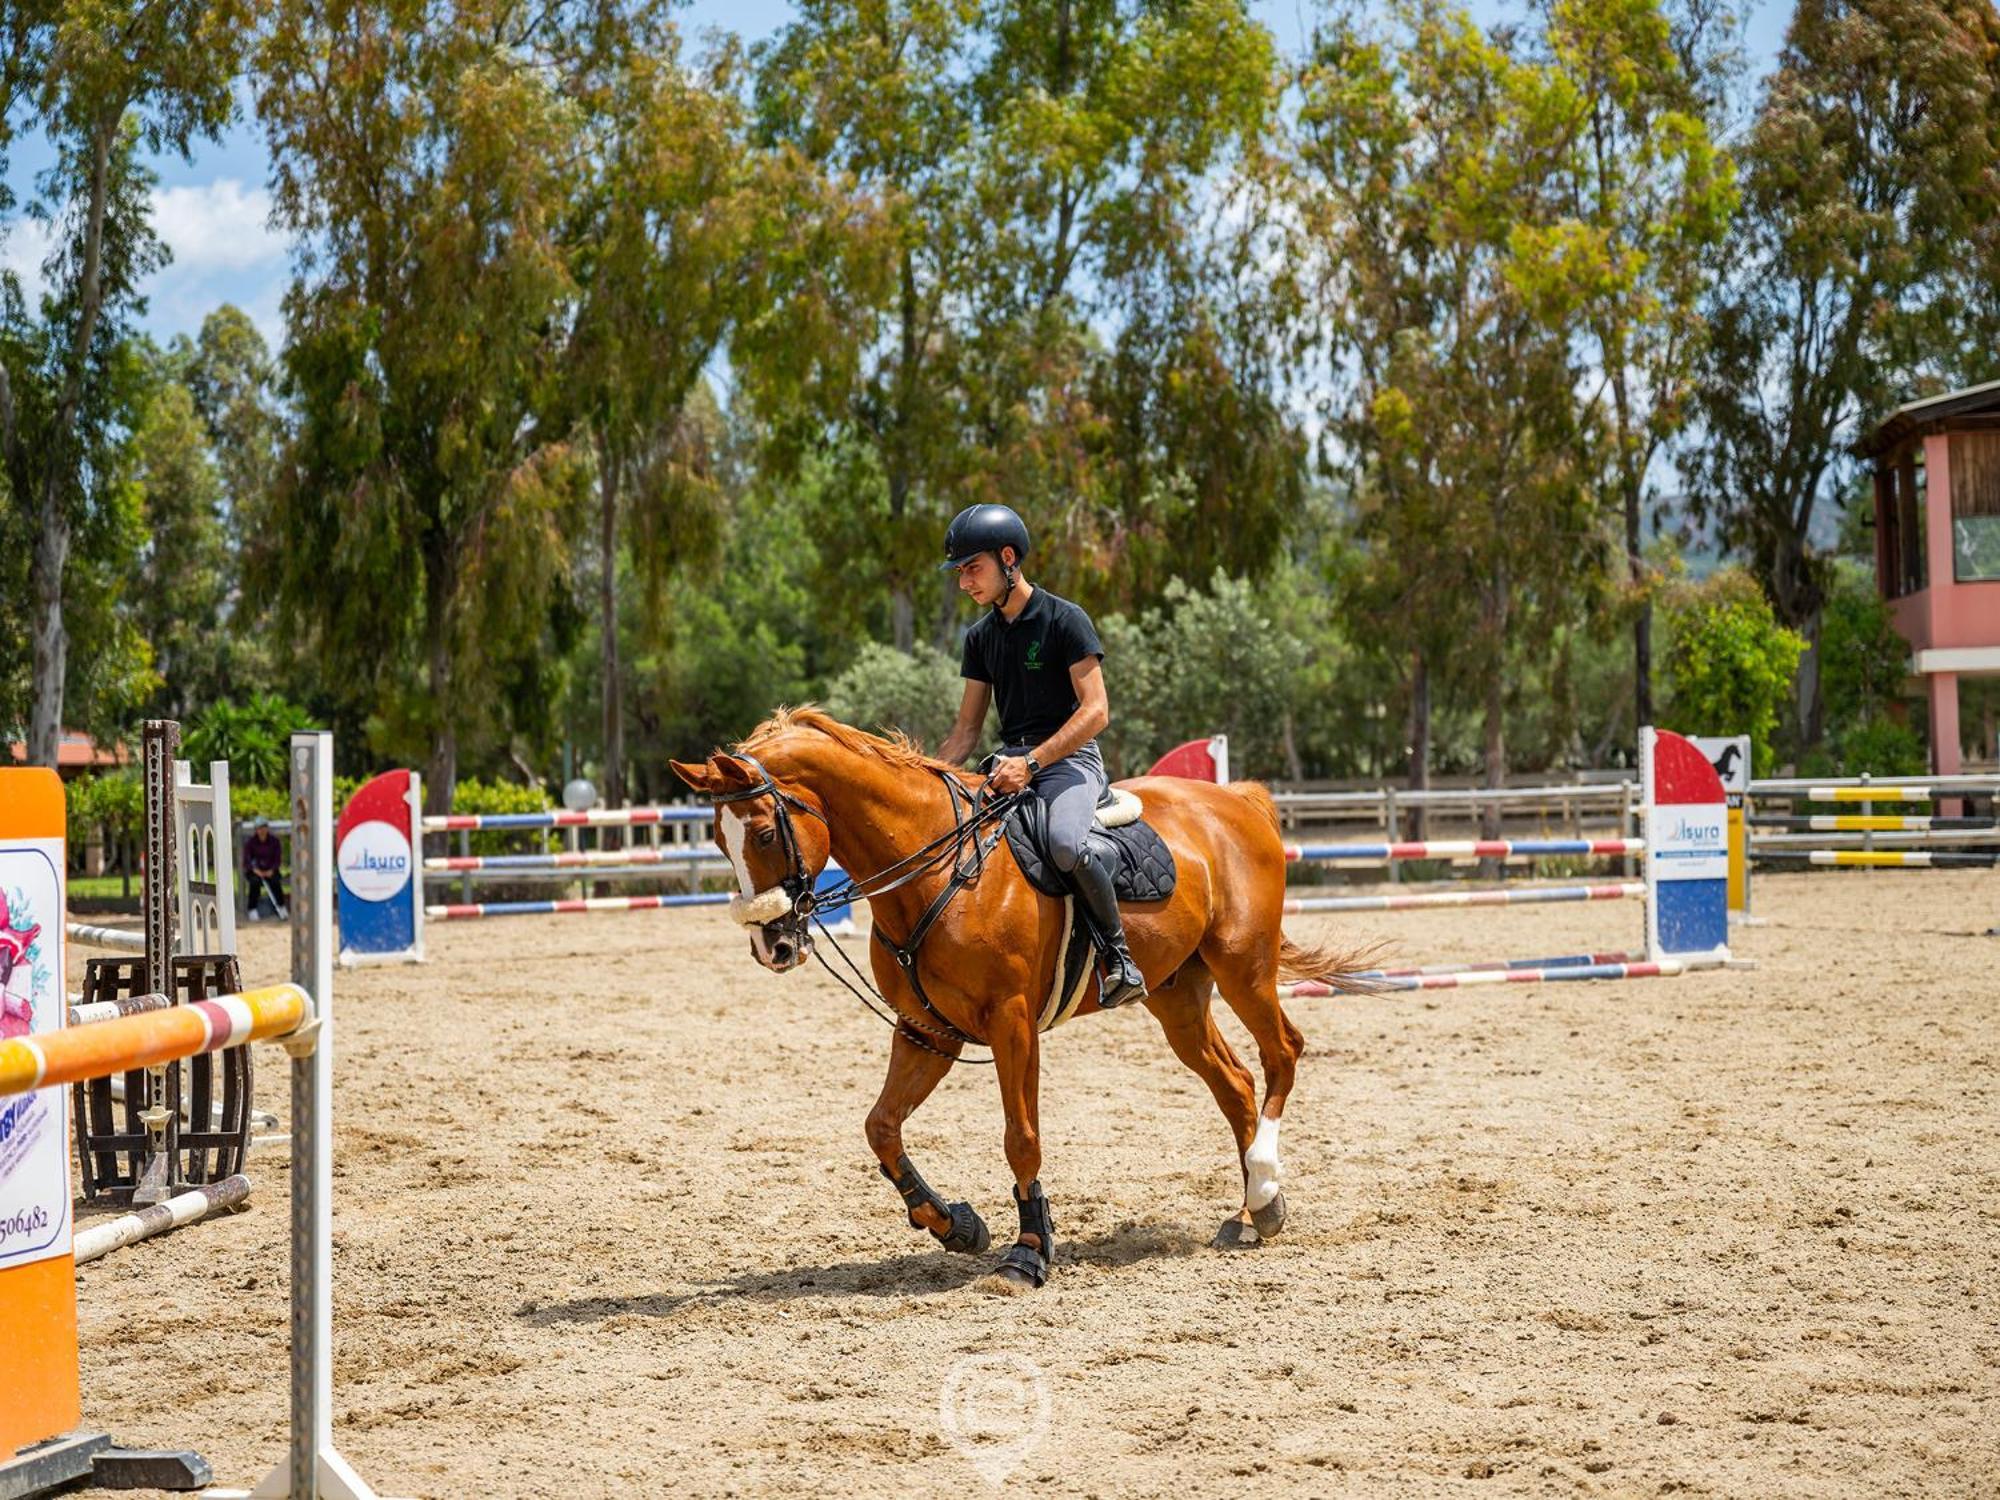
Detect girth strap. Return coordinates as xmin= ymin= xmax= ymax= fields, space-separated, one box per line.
xmin=871 ymin=772 xmax=1009 ymax=1049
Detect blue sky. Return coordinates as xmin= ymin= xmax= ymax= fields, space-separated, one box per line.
xmin=1 ymin=0 xmax=1790 ymax=354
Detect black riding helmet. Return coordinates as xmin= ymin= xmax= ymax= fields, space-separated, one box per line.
xmin=940 ymin=504 xmax=1031 ymax=571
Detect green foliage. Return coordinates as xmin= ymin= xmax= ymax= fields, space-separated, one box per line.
xmin=1817 ymin=563 xmax=1911 ymax=733
xmin=228 ymin=782 xmax=290 ymax=824
xmin=743 ymin=0 xmax=1295 ymax=646
xmin=1289 ymin=1 xmax=1620 ymax=793
xmin=1097 ymin=573 xmax=1304 ymax=780
xmin=1683 ymin=0 xmax=2000 ymax=742
xmin=0 ymin=0 xmax=252 ymax=761
xmin=1826 ymin=717 xmax=1927 ymax=778
xmin=128 ymin=370 xmax=231 ymax=720
xmin=183 ymin=693 xmax=313 ymax=787
xmin=65 ymin=771 xmax=144 ymax=858
xmin=257 ymin=0 xmax=600 ymax=806
xmin=823 ymin=643 xmax=965 ymax=753
xmin=1660 ymin=569 xmax=1807 ymax=773
xmin=446 ymin=776 xmax=558 ymax=859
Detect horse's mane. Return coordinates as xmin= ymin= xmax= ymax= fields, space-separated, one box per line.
xmin=737 ymin=705 xmax=973 ymax=781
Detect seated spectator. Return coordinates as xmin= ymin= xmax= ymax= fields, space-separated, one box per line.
xmin=244 ymin=818 xmax=288 ymax=920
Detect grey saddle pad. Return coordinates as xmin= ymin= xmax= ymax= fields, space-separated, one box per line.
xmin=1004 ymin=793 xmax=1178 ymax=902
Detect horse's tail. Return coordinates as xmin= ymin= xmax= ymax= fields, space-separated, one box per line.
xmin=1226 ymin=779 xmax=1386 ymax=994
xmin=1277 ymin=935 xmax=1384 ymax=991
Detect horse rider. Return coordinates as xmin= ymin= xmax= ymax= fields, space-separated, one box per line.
xmin=935 ymin=503 xmax=1149 ymax=1009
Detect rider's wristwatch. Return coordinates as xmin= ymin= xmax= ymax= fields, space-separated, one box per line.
xmin=1024 ymin=755 xmax=1043 ymax=777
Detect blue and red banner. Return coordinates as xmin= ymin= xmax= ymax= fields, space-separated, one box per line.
xmin=1644 ymin=728 xmax=1731 ymax=960
xmin=336 ymin=770 xmax=421 ymax=963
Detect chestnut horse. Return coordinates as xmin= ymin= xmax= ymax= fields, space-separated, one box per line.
xmin=671 ymin=707 xmax=1370 ymax=1291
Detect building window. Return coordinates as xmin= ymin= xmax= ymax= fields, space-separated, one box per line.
xmin=1893 ymin=447 xmax=1927 ymax=596
xmin=1951 ymin=430 xmax=2000 ymax=582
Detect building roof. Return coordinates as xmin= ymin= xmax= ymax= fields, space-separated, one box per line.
xmin=5 ymin=730 xmax=133 ymax=771
xmin=1859 ymin=376 xmax=2000 ymax=458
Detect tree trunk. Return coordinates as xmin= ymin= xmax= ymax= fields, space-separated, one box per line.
xmin=1282 ymin=707 xmax=1304 ymax=783
xmin=888 ymin=245 xmax=918 ymax=655
xmin=1796 ymin=603 xmax=1825 ymax=753
xmin=26 ymin=118 xmax=116 ymax=769
xmin=27 ymin=498 xmax=71 ymax=767
xmin=597 ymin=428 xmax=625 ymax=810
xmin=1480 ymin=587 xmax=1508 ymax=874
xmin=423 ymin=544 xmax=458 ymax=815
xmin=1628 ymin=473 xmax=1651 ymax=730
xmin=1769 ymin=531 xmax=1825 ymax=755
xmin=1406 ymin=648 xmax=1430 ymax=842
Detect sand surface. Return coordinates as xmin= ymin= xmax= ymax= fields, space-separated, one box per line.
xmin=62 ymin=869 xmax=2000 ymax=1497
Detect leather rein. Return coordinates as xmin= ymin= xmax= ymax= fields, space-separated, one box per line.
xmin=706 ymin=753 xmax=1019 ymax=1062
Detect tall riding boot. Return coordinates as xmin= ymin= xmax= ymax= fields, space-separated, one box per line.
xmin=1071 ymin=834 xmax=1148 ymax=1009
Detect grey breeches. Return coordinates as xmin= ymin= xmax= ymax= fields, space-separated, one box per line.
xmin=1005 ymin=741 xmax=1107 ymax=875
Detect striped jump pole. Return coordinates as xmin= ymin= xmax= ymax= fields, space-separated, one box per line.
xmin=65 ymin=992 xmax=173 ymax=1028
xmin=1283 ymin=880 xmax=1643 ymax=914
xmin=73 ymin=1175 xmax=251 ymax=1267
xmin=63 ymin=922 xmax=146 ymax=952
xmin=420 ymin=805 xmax=712 ymax=832
xmin=1282 ymin=957 xmax=1706 ymax=996
xmin=0 ymin=985 xmax=312 ymax=1096
xmin=425 ymin=891 xmax=732 ymax=921
xmin=1787 ymin=786 xmax=1936 ymax=802
xmin=424 ymin=846 xmax=721 ymax=872
xmin=1748 ymin=815 xmax=1998 ymax=833
xmin=1760 ymin=850 xmax=2000 ymax=869
xmin=1284 ymin=837 xmax=1645 ymax=863
xmin=1365 ymin=950 xmax=1638 ymax=980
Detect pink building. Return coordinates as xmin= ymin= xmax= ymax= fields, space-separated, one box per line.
xmin=1863 ymin=379 xmax=2000 ymax=776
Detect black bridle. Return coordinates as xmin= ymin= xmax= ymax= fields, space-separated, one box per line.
xmin=705 ymin=753 xmax=1021 ymax=1060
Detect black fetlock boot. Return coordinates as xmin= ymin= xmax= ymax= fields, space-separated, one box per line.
xmin=1071 ymin=834 xmax=1148 ymax=1009
xmin=993 ymin=1180 xmax=1055 ymax=1288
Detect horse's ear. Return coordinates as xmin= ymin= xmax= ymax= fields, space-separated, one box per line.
xmin=669 ymin=757 xmax=716 ymax=792
xmin=710 ymin=753 xmax=759 ymax=789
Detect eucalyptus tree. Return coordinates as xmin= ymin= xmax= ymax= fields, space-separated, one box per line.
xmin=556 ymin=14 xmax=775 ymax=807
xmin=257 ymin=0 xmax=592 ymax=807
xmin=0 ymin=0 xmax=249 ymax=764
xmin=957 ymin=0 xmax=1293 ymax=612
xmin=742 ymin=0 xmax=1293 ymax=648
xmin=740 ymin=0 xmax=971 ymax=652
xmin=1288 ymin=2 xmax=1610 ymax=813
xmin=1541 ymin=0 xmax=1736 ymax=730
xmin=1684 ymin=0 xmax=2000 ymax=746
xmin=128 ymin=370 xmax=231 ymax=720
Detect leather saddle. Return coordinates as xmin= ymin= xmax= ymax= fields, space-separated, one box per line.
xmin=1003 ymin=786 xmax=1177 ymax=903
xmin=999 ymin=783 xmax=1177 ymax=1032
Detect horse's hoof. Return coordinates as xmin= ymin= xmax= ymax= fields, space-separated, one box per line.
xmin=934 ymin=1200 xmax=991 ymax=1255
xmin=976 ymin=1241 xmax=1048 ymax=1293
xmin=1212 ymin=1216 xmax=1262 ymax=1251
xmin=1250 ymin=1190 xmax=1287 ymax=1240
xmin=976 ymin=1266 xmax=1038 ymax=1296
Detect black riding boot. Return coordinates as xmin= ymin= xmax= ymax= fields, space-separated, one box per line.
xmin=1071 ymin=834 xmax=1148 ymax=1009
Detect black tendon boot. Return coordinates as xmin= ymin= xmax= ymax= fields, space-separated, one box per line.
xmin=1071 ymin=833 xmax=1148 ymax=1008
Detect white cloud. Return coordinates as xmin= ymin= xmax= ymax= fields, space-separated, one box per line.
xmin=0 ymin=213 xmax=56 ymax=300
xmin=1 ymin=177 xmax=288 ymax=348
xmin=149 ymin=178 xmax=284 ymax=273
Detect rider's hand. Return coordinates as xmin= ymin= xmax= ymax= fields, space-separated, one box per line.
xmin=988 ymin=755 xmax=1032 ymax=795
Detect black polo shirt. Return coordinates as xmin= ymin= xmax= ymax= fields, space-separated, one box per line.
xmin=960 ymin=586 xmax=1104 ymax=748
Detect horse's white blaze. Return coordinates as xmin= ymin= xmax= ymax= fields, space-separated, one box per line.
xmin=1244 ymin=1114 xmax=1282 ymax=1210
xmin=717 ymin=804 xmax=805 ymax=968
xmin=716 ymin=806 xmax=755 ymax=898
